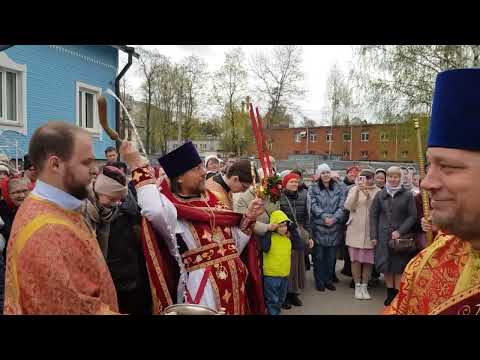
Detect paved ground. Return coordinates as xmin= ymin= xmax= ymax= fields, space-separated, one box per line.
xmin=283 ymin=260 xmax=386 ymax=315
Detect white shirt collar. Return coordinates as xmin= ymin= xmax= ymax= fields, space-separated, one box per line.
xmin=32 ymin=180 xmax=84 ymax=211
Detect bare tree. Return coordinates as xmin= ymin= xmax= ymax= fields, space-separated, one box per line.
xmin=179 ymin=55 xmax=208 ymax=141
xmin=212 ymin=47 xmax=248 ymax=155
xmin=136 ymin=47 xmax=165 ymax=154
xmin=250 ymin=45 xmax=305 ymax=128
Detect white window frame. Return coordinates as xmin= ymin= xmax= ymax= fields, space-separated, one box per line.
xmin=360 ymin=131 xmax=369 ymax=142
xmin=0 ymin=52 xmax=27 ymax=134
xmin=360 ymin=151 xmax=368 ymax=159
xmin=76 ymin=81 xmax=102 ymax=137
xmin=401 ymin=150 xmax=408 ymax=159
xmin=294 ymin=132 xmax=302 ymax=143
xmin=309 ymin=133 xmax=317 ymax=143
xmin=343 ymin=133 xmax=351 ymax=142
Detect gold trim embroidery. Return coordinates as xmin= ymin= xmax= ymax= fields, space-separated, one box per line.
xmin=181 ymin=239 xmax=235 ymax=258
xmin=430 ymin=284 xmax=480 ymax=315
xmin=208 ymin=271 xmax=222 ymax=309
xmin=227 ymin=259 xmax=240 ymax=315
xmin=185 ymin=253 xmax=239 ymax=273
xmin=143 ymin=219 xmax=173 ymax=306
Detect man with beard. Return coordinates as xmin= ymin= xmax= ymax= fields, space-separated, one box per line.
xmin=121 ymin=141 xmax=265 ymax=315
xmin=385 ymin=69 xmax=480 ymax=315
xmin=3 ymin=122 xmax=118 ymax=314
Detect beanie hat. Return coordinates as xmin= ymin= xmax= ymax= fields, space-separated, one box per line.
xmin=282 ymin=172 xmax=300 ymax=188
xmin=94 ymin=166 xmax=128 ymax=198
xmin=316 ymin=163 xmax=331 ymax=176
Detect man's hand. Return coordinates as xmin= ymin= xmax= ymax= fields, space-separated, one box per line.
xmin=371 ymin=239 xmax=377 ymax=247
xmin=391 ymin=231 xmax=401 ymax=240
xmin=308 ymin=239 xmax=314 ymax=249
xmin=421 ymin=216 xmax=438 ymax=233
xmin=246 ymin=198 xmax=265 ymax=220
xmin=119 ymin=141 xmax=148 ymax=170
xmin=268 ymin=223 xmax=279 ymax=232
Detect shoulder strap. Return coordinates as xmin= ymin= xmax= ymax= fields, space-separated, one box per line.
xmin=283 ymin=194 xmax=298 ymax=225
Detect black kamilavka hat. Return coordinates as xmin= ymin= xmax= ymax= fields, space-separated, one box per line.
xmin=158 ymin=141 xmax=202 ymax=178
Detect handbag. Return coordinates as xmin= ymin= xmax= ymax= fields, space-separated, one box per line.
xmin=284 ymin=194 xmax=310 ymax=245
xmin=385 ymin=198 xmax=416 ymax=253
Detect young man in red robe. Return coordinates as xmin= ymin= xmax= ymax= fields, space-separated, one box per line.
xmin=4 ymin=122 xmax=118 ymax=315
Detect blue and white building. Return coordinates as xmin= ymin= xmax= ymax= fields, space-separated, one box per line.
xmin=0 ymin=45 xmax=137 ymax=165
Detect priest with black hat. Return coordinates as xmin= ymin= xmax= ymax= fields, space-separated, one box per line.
xmin=120 ymin=140 xmax=265 ymax=315
xmin=385 ymin=68 xmax=480 ymax=315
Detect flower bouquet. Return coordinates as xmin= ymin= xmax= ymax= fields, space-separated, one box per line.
xmin=255 ymin=174 xmax=283 ymax=203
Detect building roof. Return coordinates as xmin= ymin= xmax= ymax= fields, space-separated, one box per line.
xmin=0 ymin=45 xmax=139 ymax=58
xmin=111 ymin=45 xmax=139 ymax=58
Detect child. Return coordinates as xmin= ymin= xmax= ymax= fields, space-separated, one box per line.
xmin=262 ymin=210 xmax=295 ymax=315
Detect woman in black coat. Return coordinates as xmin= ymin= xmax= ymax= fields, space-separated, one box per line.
xmin=370 ymin=166 xmax=417 ymax=306
xmin=280 ymin=172 xmax=314 ymax=308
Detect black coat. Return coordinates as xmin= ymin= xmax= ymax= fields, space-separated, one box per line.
xmin=280 ymin=189 xmax=310 ymax=250
xmin=370 ymin=187 xmax=417 ymax=274
xmin=0 ymin=200 xmax=16 ymax=259
xmin=107 ymin=188 xmax=152 ymax=315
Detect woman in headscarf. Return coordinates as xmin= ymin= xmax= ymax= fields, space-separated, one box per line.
xmin=370 ymin=166 xmax=417 ymax=306
xmin=83 ymin=165 xmax=127 ymax=259
xmin=374 ymin=169 xmax=387 ymax=190
xmin=0 ymin=176 xmax=31 ymax=257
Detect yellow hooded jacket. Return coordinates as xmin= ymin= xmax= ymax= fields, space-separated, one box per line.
xmin=263 ymin=210 xmax=292 ymax=277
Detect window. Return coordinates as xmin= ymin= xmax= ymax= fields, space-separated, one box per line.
xmin=325 ymin=132 xmax=332 ymax=143
xmin=294 ymin=132 xmax=302 ymax=143
xmin=309 ymin=150 xmax=316 ymax=155
xmin=76 ymin=81 xmax=102 ymax=134
xmin=0 ymin=52 xmax=27 ymax=131
xmin=360 ymin=151 xmax=368 ymax=160
xmin=360 ymin=131 xmax=369 ymax=142
xmin=343 ymin=132 xmax=351 ymax=142
xmin=401 ymin=150 xmax=408 ymax=159
xmin=380 ymin=132 xmax=389 ymax=142
xmin=309 ymin=133 xmax=317 ymax=143
xmin=294 ymin=150 xmax=300 ymax=155
xmin=382 ymin=150 xmax=388 ymax=159
xmin=343 ymin=151 xmax=350 ymax=158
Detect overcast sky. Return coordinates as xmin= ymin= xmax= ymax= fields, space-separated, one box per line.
xmin=120 ymin=45 xmax=356 ymax=125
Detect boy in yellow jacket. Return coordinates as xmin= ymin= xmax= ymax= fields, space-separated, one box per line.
xmin=262 ymin=210 xmax=296 ymax=315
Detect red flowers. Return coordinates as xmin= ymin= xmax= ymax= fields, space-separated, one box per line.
xmin=257 ymin=174 xmax=283 ymax=203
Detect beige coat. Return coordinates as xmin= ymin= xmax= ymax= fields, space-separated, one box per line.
xmin=344 ymin=185 xmax=381 ymax=249
xmin=233 ymin=186 xmax=280 ymax=237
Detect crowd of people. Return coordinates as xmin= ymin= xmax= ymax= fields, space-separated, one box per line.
xmin=1 ymin=68 xmax=479 ymax=315
xmin=0 ymin=136 xmax=427 ymax=315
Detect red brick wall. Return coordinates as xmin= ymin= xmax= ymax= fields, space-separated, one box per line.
xmin=248 ymin=124 xmax=417 ymax=162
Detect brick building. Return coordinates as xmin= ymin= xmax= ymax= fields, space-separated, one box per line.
xmin=257 ymin=123 xmax=419 ymax=162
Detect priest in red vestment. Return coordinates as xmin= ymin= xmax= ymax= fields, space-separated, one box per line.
xmin=121 ymin=141 xmax=265 ymax=315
